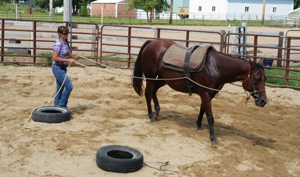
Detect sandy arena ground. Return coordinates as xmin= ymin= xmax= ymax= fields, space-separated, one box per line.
xmin=0 ymin=63 xmax=300 ymax=177
xmin=1 ymin=25 xmax=300 ymax=177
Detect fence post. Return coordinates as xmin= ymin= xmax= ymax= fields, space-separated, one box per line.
xmin=220 ymin=30 xmax=226 ymax=53
xmin=31 ymin=21 xmax=34 ymax=56
xmin=242 ymin=22 xmax=247 ymax=57
xmin=231 ymin=27 xmax=238 ymax=54
xmin=256 ymin=15 xmax=258 ymax=26
xmin=92 ymin=25 xmax=96 ymax=57
xmin=1 ymin=19 xmax=4 ymax=62
xmin=277 ymin=31 xmax=284 ymax=67
xmin=152 ymin=27 xmax=158 ymax=38
xmin=33 ymin=21 xmax=36 ymax=63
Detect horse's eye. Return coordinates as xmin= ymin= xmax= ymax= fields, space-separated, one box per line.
xmin=254 ymin=78 xmax=261 ymax=83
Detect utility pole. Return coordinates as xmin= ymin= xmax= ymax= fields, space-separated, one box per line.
xmin=63 ymin=0 xmax=72 ymax=47
xmin=261 ymin=0 xmax=266 ymax=25
xmin=169 ymin=0 xmax=173 ymax=24
xmin=49 ymin=0 xmax=53 ymax=20
xmin=63 ymin=0 xmax=70 ymax=22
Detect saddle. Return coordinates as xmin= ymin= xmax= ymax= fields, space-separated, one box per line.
xmin=162 ymin=44 xmax=215 ymax=96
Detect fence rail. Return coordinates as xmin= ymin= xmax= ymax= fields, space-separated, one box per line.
xmin=0 ymin=19 xmax=299 ymax=89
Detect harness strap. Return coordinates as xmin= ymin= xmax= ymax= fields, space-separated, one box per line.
xmin=242 ymin=67 xmax=266 ymax=103
xmin=184 ymin=45 xmax=199 ymax=96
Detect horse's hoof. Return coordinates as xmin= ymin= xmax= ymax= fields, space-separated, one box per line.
xmin=210 ymin=137 xmax=218 ymax=144
xmin=196 ymin=127 xmax=203 ymax=131
xmin=150 ymin=118 xmax=157 ymax=122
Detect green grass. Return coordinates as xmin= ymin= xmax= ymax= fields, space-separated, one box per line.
xmin=0 ymin=6 xmax=284 ymax=27
xmin=38 ymin=52 xmax=52 ymax=66
xmin=264 ymin=67 xmax=300 ymax=87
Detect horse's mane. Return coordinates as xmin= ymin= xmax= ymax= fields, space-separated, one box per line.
xmin=213 ymin=50 xmax=264 ymax=71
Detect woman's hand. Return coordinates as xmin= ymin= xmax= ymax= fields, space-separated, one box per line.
xmin=68 ymin=53 xmax=79 ymax=60
xmin=67 ymin=59 xmax=75 ymax=65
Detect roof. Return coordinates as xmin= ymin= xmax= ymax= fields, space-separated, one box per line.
xmin=91 ymin=0 xmax=124 ymax=4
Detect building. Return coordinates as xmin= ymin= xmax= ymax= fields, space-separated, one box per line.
xmin=91 ymin=0 xmax=136 ymax=18
xmin=189 ymin=0 xmax=294 ymax=20
xmin=91 ymin=0 xmax=190 ymax=20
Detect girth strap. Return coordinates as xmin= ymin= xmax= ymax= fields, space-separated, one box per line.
xmin=184 ymin=45 xmax=199 ymax=96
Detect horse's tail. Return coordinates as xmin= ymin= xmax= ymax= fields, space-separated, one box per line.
xmin=133 ymin=40 xmax=152 ymax=96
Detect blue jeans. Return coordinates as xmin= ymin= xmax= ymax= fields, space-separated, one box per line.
xmin=52 ymin=65 xmax=73 ymax=107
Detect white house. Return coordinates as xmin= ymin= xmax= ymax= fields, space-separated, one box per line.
xmin=189 ymin=0 xmax=294 ymax=20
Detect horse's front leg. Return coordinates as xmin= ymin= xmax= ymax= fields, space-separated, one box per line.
xmin=197 ymin=92 xmax=218 ymax=131
xmin=196 ymin=104 xmax=205 ymax=131
xmin=201 ymin=94 xmax=217 ymax=143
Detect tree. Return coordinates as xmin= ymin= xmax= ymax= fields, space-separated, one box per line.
xmin=125 ymin=0 xmax=169 ymax=24
xmin=32 ymin=0 xmax=63 ymax=9
xmin=295 ymin=0 xmax=300 ymax=9
xmin=31 ymin=0 xmax=93 ymax=13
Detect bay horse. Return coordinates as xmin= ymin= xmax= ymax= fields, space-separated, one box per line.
xmin=132 ymin=39 xmax=268 ymax=143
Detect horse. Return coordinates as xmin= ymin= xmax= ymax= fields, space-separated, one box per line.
xmin=132 ymin=39 xmax=268 ymax=143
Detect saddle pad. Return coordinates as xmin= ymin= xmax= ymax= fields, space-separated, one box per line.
xmin=162 ymin=44 xmax=213 ymax=72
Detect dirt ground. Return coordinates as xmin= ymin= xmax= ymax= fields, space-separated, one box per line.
xmin=1 ymin=24 xmax=300 ymax=177
xmin=0 ymin=63 xmax=300 ymax=177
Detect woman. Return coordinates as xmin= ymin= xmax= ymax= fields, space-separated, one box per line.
xmin=52 ymin=26 xmax=79 ymax=108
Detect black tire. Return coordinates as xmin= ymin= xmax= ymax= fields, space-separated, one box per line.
xmin=96 ymin=145 xmax=143 ymax=173
xmin=32 ymin=106 xmax=71 ymax=123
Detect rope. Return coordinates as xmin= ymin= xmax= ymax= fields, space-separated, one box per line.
xmin=143 ymin=160 xmax=179 ymax=175
xmin=21 ymin=56 xmax=256 ymax=126
xmin=77 ymin=55 xmax=250 ymax=95
xmin=21 ymin=64 xmax=71 ymax=126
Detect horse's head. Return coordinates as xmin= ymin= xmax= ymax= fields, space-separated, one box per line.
xmin=242 ymin=60 xmax=268 ymax=107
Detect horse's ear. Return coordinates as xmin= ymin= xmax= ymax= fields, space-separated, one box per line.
xmin=250 ymin=60 xmax=256 ymax=68
xmin=258 ymin=58 xmax=264 ymax=65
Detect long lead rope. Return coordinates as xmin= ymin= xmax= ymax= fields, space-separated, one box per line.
xmin=143 ymin=160 xmax=179 ymax=175
xmin=77 ymin=55 xmax=253 ymax=95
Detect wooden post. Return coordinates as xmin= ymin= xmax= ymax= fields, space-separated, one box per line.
xmin=277 ymin=31 xmax=284 ymax=67
xmin=261 ymin=0 xmax=266 ymax=25
xmin=220 ymin=30 xmax=226 ymax=53
xmin=193 ymin=14 xmax=195 ymax=25
xmin=256 ymin=15 xmax=258 ymax=26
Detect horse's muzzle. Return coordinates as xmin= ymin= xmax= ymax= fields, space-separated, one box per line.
xmin=253 ymin=93 xmax=268 ymax=107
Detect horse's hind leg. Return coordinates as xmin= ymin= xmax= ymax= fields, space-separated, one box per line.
xmin=145 ymin=80 xmax=157 ymax=122
xmin=145 ymin=80 xmax=165 ymax=122
xmin=152 ymin=80 xmax=166 ymax=117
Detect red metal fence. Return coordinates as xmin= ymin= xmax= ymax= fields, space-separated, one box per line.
xmin=0 ymin=18 xmax=99 ymax=65
xmin=0 ymin=19 xmax=299 ymax=89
